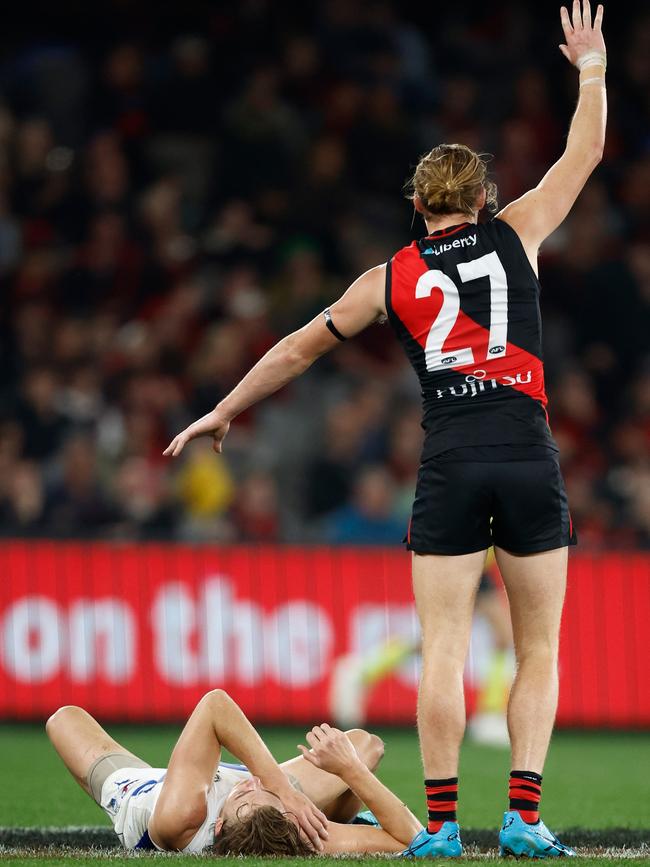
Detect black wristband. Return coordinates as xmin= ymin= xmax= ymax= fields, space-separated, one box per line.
xmin=324 ymin=308 xmax=347 ymax=341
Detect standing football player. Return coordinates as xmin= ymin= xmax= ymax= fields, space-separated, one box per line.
xmin=165 ymin=2 xmax=606 ymax=857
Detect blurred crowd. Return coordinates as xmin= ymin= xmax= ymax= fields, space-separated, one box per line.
xmin=0 ymin=2 xmax=648 ymax=547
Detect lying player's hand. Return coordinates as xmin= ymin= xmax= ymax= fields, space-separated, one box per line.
xmin=298 ymin=723 xmax=364 ymax=777
xmin=162 ymin=410 xmax=230 ymax=457
xmin=559 ymin=0 xmax=605 ymax=67
xmin=277 ymin=786 xmax=329 ymax=851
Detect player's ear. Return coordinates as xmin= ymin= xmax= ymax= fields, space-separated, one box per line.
xmin=413 ymin=195 xmax=428 ymax=215
xmin=476 ymin=187 xmax=487 ymax=210
xmin=214 ymin=817 xmax=224 ymax=836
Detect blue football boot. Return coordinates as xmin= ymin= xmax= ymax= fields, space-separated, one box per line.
xmin=399 ymin=824 xmax=462 ymax=858
xmin=499 ymin=811 xmax=576 ymax=858
xmin=351 ymin=809 xmax=381 ymax=827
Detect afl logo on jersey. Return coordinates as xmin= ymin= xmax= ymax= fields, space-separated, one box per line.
xmin=489 ymin=345 xmax=505 ymax=355
xmin=441 ymin=356 xmax=457 ymax=364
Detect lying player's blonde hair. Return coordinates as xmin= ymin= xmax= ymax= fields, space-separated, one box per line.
xmin=213 ymin=805 xmax=314 ymax=857
xmin=406 ymin=143 xmax=498 ymax=217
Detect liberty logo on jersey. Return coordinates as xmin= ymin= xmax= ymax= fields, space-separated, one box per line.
xmin=422 ymin=235 xmax=477 ymax=257
xmin=434 ymin=369 xmax=533 ymax=400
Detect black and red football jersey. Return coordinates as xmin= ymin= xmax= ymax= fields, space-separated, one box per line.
xmin=386 ymin=218 xmax=557 ymax=459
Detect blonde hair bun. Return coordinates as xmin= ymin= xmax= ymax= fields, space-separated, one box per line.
xmin=406 ymin=143 xmax=498 ymax=217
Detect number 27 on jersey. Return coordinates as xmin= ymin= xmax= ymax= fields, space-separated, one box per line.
xmin=416 ymin=250 xmax=508 ymax=372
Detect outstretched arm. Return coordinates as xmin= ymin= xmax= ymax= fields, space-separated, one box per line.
xmin=163 ymin=264 xmax=386 ymax=457
xmin=299 ymin=725 xmax=423 ymax=854
xmin=498 ymin=1 xmax=607 ymax=264
xmin=149 ymin=690 xmax=328 ymax=851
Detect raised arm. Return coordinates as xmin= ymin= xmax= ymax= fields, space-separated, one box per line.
xmin=163 ymin=264 xmax=386 ymax=458
xmin=298 ymin=725 xmax=423 ymax=854
xmin=149 ymin=690 xmax=327 ymax=851
xmin=498 ymin=1 xmax=607 ymax=264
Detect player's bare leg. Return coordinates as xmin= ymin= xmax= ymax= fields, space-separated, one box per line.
xmin=281 ymin=728 xmax=384 ymax=820
xmin=495 ymin=546 xmax=568 ymax=772
xmin=413 ymin=550 xmax=487 ymax=779
xmin=46 ymin=706 xmax=147 ymax=796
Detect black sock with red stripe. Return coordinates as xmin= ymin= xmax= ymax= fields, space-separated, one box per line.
xmin=509 ymin=770 xmax=542 ymax=824
xmin=425 ymin=777 xmax=458 ymax=833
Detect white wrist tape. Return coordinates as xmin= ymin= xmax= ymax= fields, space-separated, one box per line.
xmin=577 ymin=50 xmax=607 ymax=71
xmin=580 ymin=77 xmax=606 ymax=88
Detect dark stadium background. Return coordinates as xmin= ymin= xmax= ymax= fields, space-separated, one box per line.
xmin=0 ymin=0 xmax=648 ymax=715
xmin=0 ymin=1 xmax=647 ymax=547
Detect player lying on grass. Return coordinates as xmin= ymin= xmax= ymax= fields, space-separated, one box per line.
xmin=46 ymin=688 xmax=424 ymax=855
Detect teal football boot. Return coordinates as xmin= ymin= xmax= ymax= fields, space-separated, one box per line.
xmin=351 ymin=809 xmax=380 ymax=827
xmin=499 ymin=811 xmax=576 ymax=857
xmin=399 ymin=824 xmax=462 ymax=858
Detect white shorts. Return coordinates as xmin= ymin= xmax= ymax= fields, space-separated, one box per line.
xmin=100 ymin=764 xmax=168 ymax=849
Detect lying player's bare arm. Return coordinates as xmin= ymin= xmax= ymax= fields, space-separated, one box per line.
xmin=149 ymin=690 xmax=327 ymax=852
xmin=299 ymin=725 xmax=422 ymax=854
xmin=163 ymin=264 xmax=386 ymax=458
xmin=323 ymin=819 xmax=413 ymax=855
xmin=498 ymin=1 xmax=606 ymax=268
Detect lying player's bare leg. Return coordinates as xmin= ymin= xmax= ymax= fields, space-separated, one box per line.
xmin=46 ymin=706 xmax=147 ymax=797
xmin=495 ymin=546 xmax=568 ymax=772
xmin=281 ymin=728 xmax=384 ymax=820
xmin=413 ymin=550 xmax=487 ymax=778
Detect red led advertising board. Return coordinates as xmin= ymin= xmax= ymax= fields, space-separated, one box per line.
xmin=0 ymin=543 xmax=647 ymax=726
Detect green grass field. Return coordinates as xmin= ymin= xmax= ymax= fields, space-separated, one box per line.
xmin=1 ymin=724 xmax=648 ymax=865
xmin=1 ymin=857 xmax=648 ymax=867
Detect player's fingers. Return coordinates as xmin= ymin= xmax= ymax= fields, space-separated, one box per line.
xmin=305 ymin=731 xmax=319 ymax=749
xmin=560 ymin=7 xmax=572 ymax=39
xmin=165 ymin=436 xmax=184 ymax=457
xmin=582 ymin=0 xmax=591 ymax=28
xmin=212 ymin=437 xmax=222 ymax=454
xmin=310 ymin=725 xmax=324 ymax=740
xmin=299 ymin=819 xmax=323 ymax=851
xmin=297 ymin=745 xmax=318 ymax=765
xmin=162 ymin=439 xmax=176 ymax=456
xmin=172 ymin=437 xmax=187 ymax=457
xmin=300 ymin=810 xmax=327 ymax=849
xmin=312 ymin=806 xmax=329 ymax=835
xmin=303 ymin=805 xmax=328 ymax=840
xmin=573 ymin=0 xmax=582 ymax=29
xmin=558 ymin=44 xmax=571 ymax=61
xmin=594 ymin=4 xmax=603 ymax=30
xmin=319 ymin=722 xmax=332 ymax=732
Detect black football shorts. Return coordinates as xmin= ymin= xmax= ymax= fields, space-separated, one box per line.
xmin=406 ymin=452 xmax=576 ymax=556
